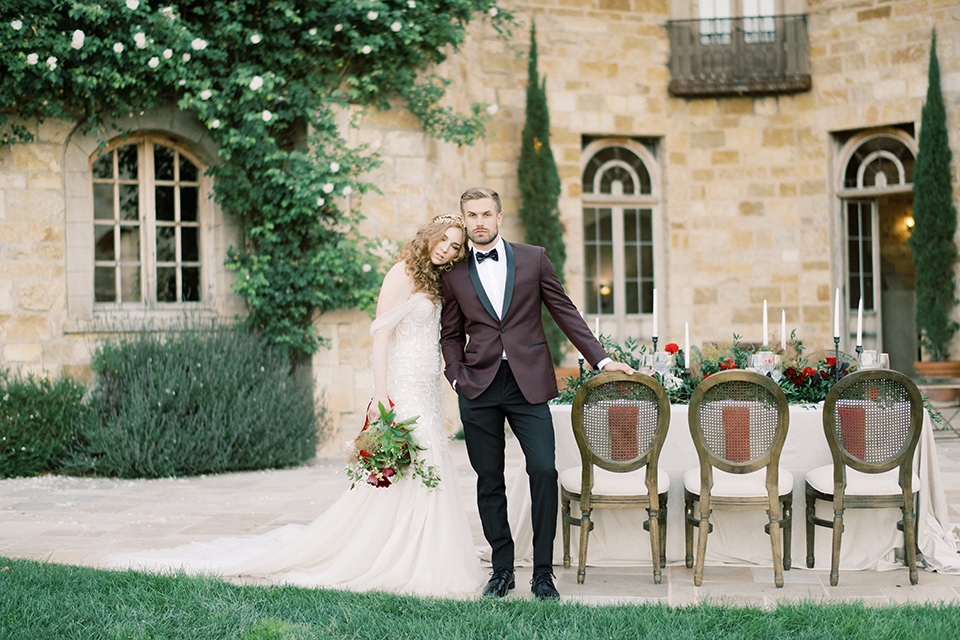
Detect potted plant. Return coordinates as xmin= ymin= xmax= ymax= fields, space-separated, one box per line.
xmin=908 ymin=29 xmax=960 ymax=394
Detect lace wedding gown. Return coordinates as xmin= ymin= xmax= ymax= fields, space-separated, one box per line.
xmin=103 ymin=293 xmax=484 ymax=596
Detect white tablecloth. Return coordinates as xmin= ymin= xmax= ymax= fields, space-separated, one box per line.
xmin=501 ymin=403 xmax=960 ymax=572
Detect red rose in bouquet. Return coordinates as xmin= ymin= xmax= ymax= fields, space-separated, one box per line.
xmin=346 ymin=401 xmax=440 ymax=489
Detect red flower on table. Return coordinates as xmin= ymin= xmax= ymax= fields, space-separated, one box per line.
xmin=784 ymin=366 xmax=819 ymax=386
xmin=665 ymin=343 xmax=680 ymax=354
xmin=720 ymin=358 xmax=736 ymax=370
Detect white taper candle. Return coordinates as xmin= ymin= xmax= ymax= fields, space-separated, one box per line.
xmin=763 ymin=299 xmax=768 ymax=347
xmin=833 ymin=287 xmax=840 ymax=339
xmin=856 ymin=297 xmax=863 ymax=347
xmin=781 ymin=309 xmax=786 ymax=350
xmin=652 ymin=288 xmax=658 ymax=338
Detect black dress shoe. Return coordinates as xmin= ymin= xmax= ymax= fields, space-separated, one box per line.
xmin=530 ymin=571 xmax=560 ymax=600
xmin=482 ymin=568 xmax=515 ymax=598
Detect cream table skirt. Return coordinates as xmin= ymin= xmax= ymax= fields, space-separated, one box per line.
xmin=499 ymin=403 xmax=960 ymax=573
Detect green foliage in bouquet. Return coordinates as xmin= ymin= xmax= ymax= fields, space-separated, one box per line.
xmin=347 ymin=401 xmax=440 ymax=489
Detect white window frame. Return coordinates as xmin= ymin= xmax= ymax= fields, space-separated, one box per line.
xmin=90 ymin=134 xmax=212 ymax=311
xmin=834 ymin=129 xmax=918 ymax=352
xmin=581 ymin=139 xmax=662 ymax=341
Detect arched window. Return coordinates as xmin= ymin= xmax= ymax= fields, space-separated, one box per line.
xmin=838 ymin=132 xmax=916 ymax=313
xmin=842 ymin=135 xmax=914 ymax=191
xmin=90 ymin=136 xmax=205 ymax=306
xmin=581 ymin=140 xmax=660 ymax=325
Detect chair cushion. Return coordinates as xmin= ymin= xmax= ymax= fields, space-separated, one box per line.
xmin=805 ymin=464 xmax=921 ymax=496
xmin=683 ymin=466 xmax=794 ymax=498
xmin=559 ymin=466 xmax=670 ymax=496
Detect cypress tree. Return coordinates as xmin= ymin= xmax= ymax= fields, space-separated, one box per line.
xmin=908 ymin=29 xmax=959 ymax=361
xmin=518 ymin=22 xmax=567 ymax=366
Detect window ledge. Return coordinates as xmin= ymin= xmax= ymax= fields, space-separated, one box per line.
xmin=64 ymin=306 xmax=225 ymax=335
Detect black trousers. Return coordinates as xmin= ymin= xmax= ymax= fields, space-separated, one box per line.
xmin=458 ymin=360 xmax=557 ymax=573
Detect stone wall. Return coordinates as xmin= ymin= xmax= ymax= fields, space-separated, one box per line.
xmin=0 ymin=109 xmax=244 ymax=386
xmin=2 ymin=1 xmax=959 ymax=451
xmin=314 ymin=0 xmax=960 ymax=445
xmin=0 ymin=119 xmax=73 ymax=379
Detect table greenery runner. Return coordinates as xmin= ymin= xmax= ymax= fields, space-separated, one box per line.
xmin=554 ymin=334 xmax=854 ymax=406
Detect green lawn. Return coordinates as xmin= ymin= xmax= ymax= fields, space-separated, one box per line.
xmin=2 ymin=557 xmax=959 ymax=639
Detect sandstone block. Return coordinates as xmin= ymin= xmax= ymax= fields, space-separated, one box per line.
xmin=62 ymin=363 xmax=93 ymax=384
xmin=5 ymin=189 xmax=63 ymax=223
xmin=11 ymin=144 xmax=60 ymax=172
xmin=4 ymin=343 xmax=42 ymax=363
xmin=18 ymin=281 xmax=66 ymax=312
xmin=690 ymin=131 xmax=725 ymax=149
xmin=383 ymin=131 xmax=427 ymax=157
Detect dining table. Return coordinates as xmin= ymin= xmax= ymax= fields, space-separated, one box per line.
xmin=499 ymin=402 xmax=960 ymax=574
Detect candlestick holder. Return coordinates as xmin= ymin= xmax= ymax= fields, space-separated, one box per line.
xmin=578 ymin=356 xmax=584 ymax=382
xmin=652 ymin=336 xmax=658 ymax=353
xmin=833 ymin=336 xmax=841 ymax=381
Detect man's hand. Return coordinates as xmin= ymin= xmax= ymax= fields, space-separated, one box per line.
xmin=601 ymin=360 xmax=635 ymax=375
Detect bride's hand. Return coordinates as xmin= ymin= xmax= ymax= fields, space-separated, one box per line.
xmin=367 ymin=396 xmax=390 ymax=423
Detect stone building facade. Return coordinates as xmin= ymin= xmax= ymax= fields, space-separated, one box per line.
xmin=315 ymin=0 xmax=960 ymax=443
xmin=0 ymin=0 xmax=958 ymax=447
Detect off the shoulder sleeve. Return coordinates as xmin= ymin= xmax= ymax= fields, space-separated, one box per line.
xmin=369 ymin=292 xmax=426 ymax=336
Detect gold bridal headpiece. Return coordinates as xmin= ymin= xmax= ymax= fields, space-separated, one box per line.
xmin=433 ymin=214 xmax=464 ymax=228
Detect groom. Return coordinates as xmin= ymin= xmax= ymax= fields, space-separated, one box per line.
xmin=440 ymin=186 xmax=634 ymax=600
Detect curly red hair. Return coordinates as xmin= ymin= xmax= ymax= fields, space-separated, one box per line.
xmin=395 ymin=215 xmax=467 ymax=301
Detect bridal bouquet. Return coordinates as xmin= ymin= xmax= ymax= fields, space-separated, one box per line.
xmin=346 ymin=400 xmax=441 ymax=489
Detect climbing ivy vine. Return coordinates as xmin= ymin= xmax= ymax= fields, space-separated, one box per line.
xmin=0 ymin=0 xmax=511 ymax=360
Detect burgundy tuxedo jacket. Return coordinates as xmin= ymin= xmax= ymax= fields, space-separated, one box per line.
xmin=440 ymin=240 xmax=608 ymax=405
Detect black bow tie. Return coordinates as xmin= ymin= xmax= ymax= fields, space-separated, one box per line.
xmin=476 ymin=248 xmax=499 ymax=264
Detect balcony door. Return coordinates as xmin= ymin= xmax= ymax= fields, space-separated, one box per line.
xmin=581 ymin=139 xmax=661 ymax=343
xmin=698 ymin=0 xmax=779 ymax=44
xmin=837 ymin=131 xmax=917 ymax=373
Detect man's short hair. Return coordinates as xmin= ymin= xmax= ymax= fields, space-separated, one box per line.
xmin=460 ymin=186 xmax=501 ymax=214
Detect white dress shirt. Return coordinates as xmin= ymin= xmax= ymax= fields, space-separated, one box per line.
xmin=474 ymin=237 xmax=507 ymax=320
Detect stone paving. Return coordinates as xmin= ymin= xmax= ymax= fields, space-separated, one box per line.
xmin=2 ymin=435 xmax=960 ymax=607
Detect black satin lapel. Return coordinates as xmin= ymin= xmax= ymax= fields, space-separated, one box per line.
xmin=501 ymin=241 xmax=515 ymax=319
xmin=468 ymin=252 xmax=499 ymax=321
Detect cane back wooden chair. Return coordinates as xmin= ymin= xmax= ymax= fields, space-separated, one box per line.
xmin=804 ymin=368 xmax=924 ymax=586
xmin=684 ymin=370 xmax=792 ymax=587
xmin=559 ymin=371 xmax=671 ymax=584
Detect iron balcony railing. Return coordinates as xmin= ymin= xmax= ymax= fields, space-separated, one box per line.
xmin=667 ymin=14 xmax=811 ymax=98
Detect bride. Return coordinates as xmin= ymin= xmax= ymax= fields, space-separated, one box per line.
xmin=104 ymin=215 xmax=484 ymax=597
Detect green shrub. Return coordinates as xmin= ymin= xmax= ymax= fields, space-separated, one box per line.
xmin=0 ymin=372 xmax=90 ymax=478
xmin=65 ymin=322 xmax=319 ymax=478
